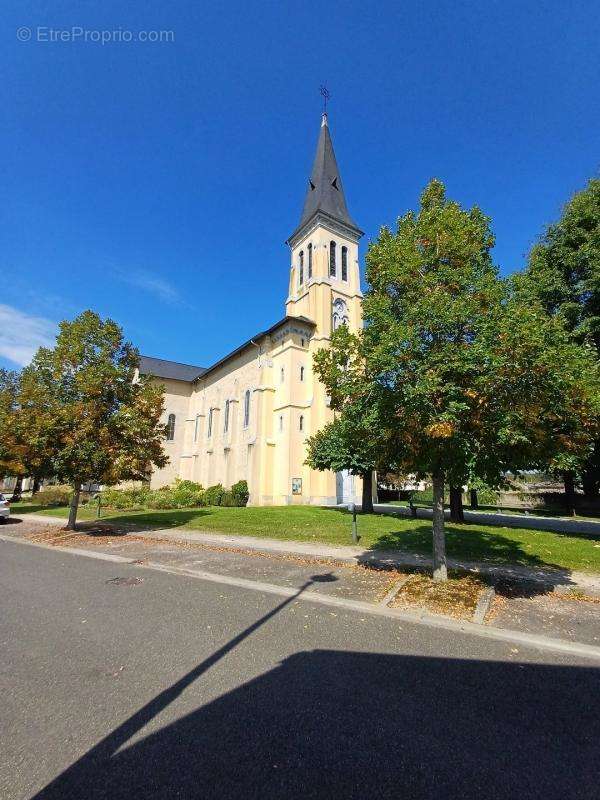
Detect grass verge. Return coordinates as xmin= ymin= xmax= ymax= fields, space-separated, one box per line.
xmin=8 ymin=502 xmax=600 ymax=574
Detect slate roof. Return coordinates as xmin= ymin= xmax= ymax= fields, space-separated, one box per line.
xmin=293 ymin=114 xmax=361 ymax=237
xmin=199 ymin=315 xmax=315 ymax=380
xmin=138 ymin=356 xmax=207 ymax=382
xmin=139 ymin=315 xmax=315 ymax=384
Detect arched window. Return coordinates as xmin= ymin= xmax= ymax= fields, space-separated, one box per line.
xmin=307 ymin=243 xmax=313 ymax=279
xmin=166 ymin=413 xmax=175 ymax=441
xmin=298 ymin=251 xmax=304 ymax=286
xmin=207 ymin=409 xmax=213 ymax=438
xmin=300 ymin=365 xmax=304 ymax=381
xmin=194 ymin=414 xmax=200 ymax=442
xmin=332 ymin=298 xmax=349 ymax=331
xmin=329 ymin=241 xmax=337 ymax=277
xmin=224 ymin=400 xmax=230 ymax=433
xmin=280 ymin=367 xmax=285 ymax=383
xmin=299 ymin=414 xmax=304 ymax=432
xmin=341 ymin=246 xmax=348 ymax=281
xmin=243 ymin=389 xmax=251 ymax=428
xmin=279 ymin=415 xmax=283 ymax=432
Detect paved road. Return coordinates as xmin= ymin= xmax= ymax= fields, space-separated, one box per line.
xmin=1 ymin=539 xmax=599 ymax=800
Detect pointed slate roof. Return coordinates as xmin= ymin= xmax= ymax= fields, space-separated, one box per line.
xmin=291 ymin=114 xmax=362 ymax=241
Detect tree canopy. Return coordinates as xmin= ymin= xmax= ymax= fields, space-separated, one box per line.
xmin=3 ymin=311 xmax=168 ymax=528
xmin=313 ymin=180 xmax=600 ymax=579
xmin=306 ymin=329 xmax=389 ymax=512
xmin=0 ymin=368 xmax=21 ymax=477
xmin=515 ymin=177 xmax=600 ymax=496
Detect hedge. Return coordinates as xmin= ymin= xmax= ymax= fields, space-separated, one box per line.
xmin=100 ymin=480 xmax=249 ymax=510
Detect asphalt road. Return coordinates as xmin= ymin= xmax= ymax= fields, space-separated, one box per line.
xmin=1 ymin=539 xmax=599 ymax=800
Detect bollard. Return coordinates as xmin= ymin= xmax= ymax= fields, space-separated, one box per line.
xmin=350 ymin=502 xmax=359 ymax=544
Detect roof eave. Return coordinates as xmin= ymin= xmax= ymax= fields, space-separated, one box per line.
xmin=195 ymin=315 xmax=316 ymax=383
xmin=286 ymin=210 xmax=364 ymax=248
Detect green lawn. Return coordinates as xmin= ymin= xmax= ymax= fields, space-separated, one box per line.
xmin=10 ymin=502 xmax=600 ymax=574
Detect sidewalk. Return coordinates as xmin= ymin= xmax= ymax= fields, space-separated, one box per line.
xmin=372 ymin=502 xmax=600 ymax=536
xmin=3 ymin=514 xmax=600 ymax=655
xmin=16 ymin=511 xmax=600 ymax=595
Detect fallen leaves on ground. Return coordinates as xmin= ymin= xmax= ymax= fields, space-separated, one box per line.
xmin=390 ymin=572 xmax=487 ymax=620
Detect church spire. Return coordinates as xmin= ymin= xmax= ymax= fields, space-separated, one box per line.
xmin=290 ymin=113 xmax=362 ymax=243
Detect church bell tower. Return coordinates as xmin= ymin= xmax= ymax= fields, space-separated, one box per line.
xmin=284 ymin=112 xmax=364 ymax=506
xmin=285 ymin=113 xmax=363 ymax=344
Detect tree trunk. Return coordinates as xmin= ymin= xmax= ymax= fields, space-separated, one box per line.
xmin=10 ymin=476 xmax=23 ymax=503
xmin=449 ymin=486 xmax=465 ymax=522
xmin=469 ymin=488 xmax=479 ymax=509
xmin=432 ymin=469 xmax=448 ymax=581
xmin=582 ymin=468 xmax=600 ymax=499
xmin=32 ymin=477 xmax=41 ymax=495
xmin=67 ymin=483 xmax=81 ymax=530
xmin=361 ymin=471 xmax=374 ymax=514
xmin=564 ymin=472 xmax=576 ymax=517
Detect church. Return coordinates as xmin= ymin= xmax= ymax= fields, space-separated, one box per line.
xmin=138 ymin=113 xmax=365 ymax=506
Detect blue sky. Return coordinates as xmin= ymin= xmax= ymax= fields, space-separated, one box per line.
xmin=2 ymin=0 xmax=599 ymax=370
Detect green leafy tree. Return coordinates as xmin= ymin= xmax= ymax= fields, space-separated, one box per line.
xmin=315 ymin=180 xmax=600 ymax=580
xmin=0 ymin=368 xmax=21 ymax=483
xmin=515 ymin=178 xmax=600 ymax=498
xmin=362 ymin=180 xmax=508 ymax=578
xmin=13 ymin=311 xmax=168 ymax=528
xmin=308 ymin=324 xmax=388 ymax=513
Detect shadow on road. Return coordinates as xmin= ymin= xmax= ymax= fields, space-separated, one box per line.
xmin=34 ymin=597 xmax=599 ymax=799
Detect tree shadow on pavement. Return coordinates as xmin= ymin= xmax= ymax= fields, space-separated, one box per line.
xmin=34 ymin=647 xmax=599 ymax=800
xmin=363 ymin=525 xmax=575 ymax=598
xmin=97 ymin=509 xmax=213 ymax=532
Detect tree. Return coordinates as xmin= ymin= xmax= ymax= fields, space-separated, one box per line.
xmin=0 ymin=369 xmax=21 ymax=494
xmin=449 ymin=487 xmax=465 ymax=522
xmin=308 ymin=325 xmax=390 ymax=513
xmin=515 ymin=178 xmax=600 ymax=498
xmin=13 ymin=311 xmax=168 ymax=529
xmin=360 ymin=180 xmax=512 ymax=578
xmin=315 ymin=180 xmax=600 ymax=580
xmin=305 ymin=417 xmax=376 ymax=513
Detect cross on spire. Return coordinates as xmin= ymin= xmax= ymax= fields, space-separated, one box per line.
xmin=319 ymin=84 xmax=331 ymax=115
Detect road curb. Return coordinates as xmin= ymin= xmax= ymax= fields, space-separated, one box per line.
xmin=473 ymin=587 xmax=496 ymax=624
xmin=379 ymin=575 xmax=411 ymax=607
xmin=9 ymin=514 xmax=600 ymax=596
xmin=3 ymin=532 xmax=600 ymax=662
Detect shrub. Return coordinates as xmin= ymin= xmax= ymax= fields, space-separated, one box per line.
xmin=220 ymin=491 xmax=237 ymax=507
xmin=204 ymin=484 xmax=225 ymax=506
xmin=146 ymin=489 xmax=178 ymax=509
xmin=32 ymin=485 xmax=72 ymax=507
xmin=102 ymin=487 xmax=150 ymax=510
xmin=230 ymin=480 xmax=249 ymax=507
xmin=411 ymin=487 xmax=434 ymax=504
xmin=174 ymin=479 xmax=203 ymax=492
xmin=171 ymin=479 xmax=205 ymax=508
xmin=100 ymin=481 xmax=206 ymax=510
xmin=474 ymin=486 xmax=499 ymax=505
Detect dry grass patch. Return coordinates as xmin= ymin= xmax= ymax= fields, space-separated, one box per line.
xmin=390 ymin=572 xmax=487 ymax=619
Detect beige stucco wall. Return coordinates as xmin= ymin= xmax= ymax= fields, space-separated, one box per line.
xmin=150 ymin=377 xmax=193 ymax=489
